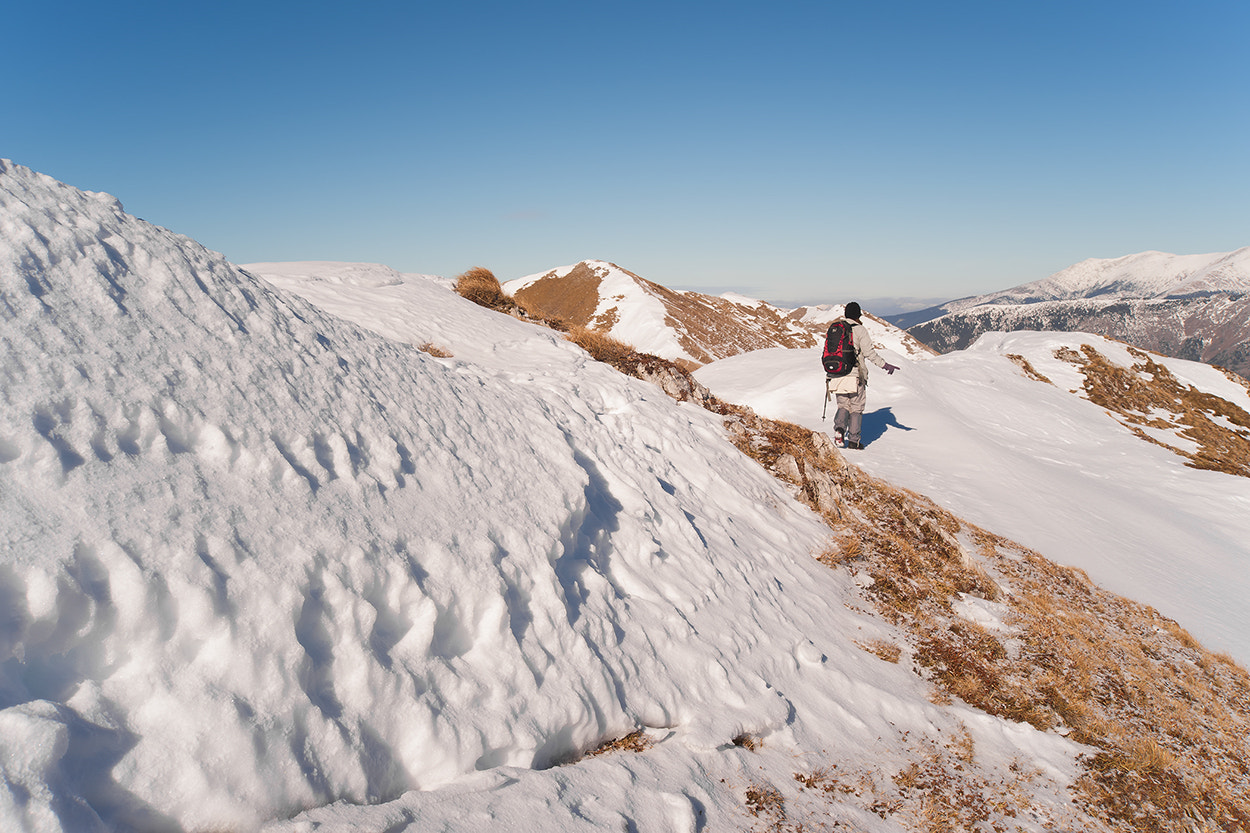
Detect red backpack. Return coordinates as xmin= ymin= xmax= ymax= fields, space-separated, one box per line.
xmin=821 ymin=320 xmax=857 ymax=377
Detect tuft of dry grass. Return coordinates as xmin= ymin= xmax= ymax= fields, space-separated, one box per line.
xmin=454 ymin=266 xmax=515 ymax=311
xmin=857 ymin=639 xmax=902 ymax=663
xmin=743 ymin=783 xmax=788 ymax=831
xmin=585 ymin=728 xmax=653 ymax=758
xmin=453 ymin=266 xmax=573 ymax=331
xmin=417 ymin=342 xmax=453 ymax=358
xmin=567 ymin=325 xmax=636 ymax=366
xmin=733 ymin=732 xmax=763 ymax=751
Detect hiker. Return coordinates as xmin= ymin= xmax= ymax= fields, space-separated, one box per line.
xmin=827 ymin=302 xmax=899 ymax=449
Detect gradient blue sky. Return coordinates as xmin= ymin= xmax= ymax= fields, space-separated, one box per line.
xmin=7 ymin=0 xmax=1248 ymax=305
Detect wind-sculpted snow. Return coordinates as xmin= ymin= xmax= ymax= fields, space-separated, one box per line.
xmin=0 ymin=161 xmax=815 ymax=827
xmin=1 ymin=161 xmax=1100 ymax=832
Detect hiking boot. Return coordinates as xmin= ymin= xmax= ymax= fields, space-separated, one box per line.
xmin=833 ymin=429 xmax=845 ymax=448
xmin=845 ymin=440 xmax=864 ymax=450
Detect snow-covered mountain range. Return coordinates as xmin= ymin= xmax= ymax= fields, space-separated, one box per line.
xmin=895 ymin=249 xmax=1250 ymax=379
xmin=503 ymin=260 xmax=934 ymax=367
xmin=3 ymin=159 xmax=1250 ymax=832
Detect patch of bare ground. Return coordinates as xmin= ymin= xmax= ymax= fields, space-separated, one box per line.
xmin=509 ymin=262 xmax=605 ymax=326
xmin=1054 ymin=343 xmax=1250 ymax=477
xmin=638 ymin=276 xmax=818 ymax=364
xmin=506 ymin=259 xmax=825 ymax=365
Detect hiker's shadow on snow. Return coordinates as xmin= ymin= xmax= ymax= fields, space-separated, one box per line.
xmin=862 ymin=407 xmax=914 ymax=445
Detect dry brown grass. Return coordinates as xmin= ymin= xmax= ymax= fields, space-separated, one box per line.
xmin=744 ymin=783 xmax=789 ymax=831
xmin=454 ymin=266 xmax=515 ymax=311
xmin=452 ymin=266 xmax=572 ymax=331
xmin=1005 ymin=353 xmax=1054 ymax=385
xmin=715 ymin=405 xmax=1250 ymax=830
xmin=585 ymin=728 xmax=653 ymax=758
xmin=567 ymin=325 xmax=636 ymax=366
xmin=417 ymin=342 xmax=453 ymax=358
xmin=733 ymin=732 xmax=763 ymax=751
xmin=1056 ymin=343 xmax=1250 ymax=477
xmin=857 ymin=639 xmax=903 ymax=663
xmin=784 ymin=730 xmax=1059 ymax=833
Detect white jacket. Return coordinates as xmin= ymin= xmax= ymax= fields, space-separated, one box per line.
xmin=826 ymin=317 xmax=888 ymax=394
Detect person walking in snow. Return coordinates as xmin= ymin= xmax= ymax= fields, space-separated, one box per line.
xmin=828 ymin=302 xmax=898 ymax=449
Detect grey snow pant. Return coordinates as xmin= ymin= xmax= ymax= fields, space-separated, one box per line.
xmin=833 ymin=382 xmax=867 ymax=444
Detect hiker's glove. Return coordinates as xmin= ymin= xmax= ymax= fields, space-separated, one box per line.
xmin=884 ymin=363 xmax=899 ymax=375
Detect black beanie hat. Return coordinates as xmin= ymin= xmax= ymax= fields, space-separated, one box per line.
xmin=845 ymin=301 xmax=861 ymax=321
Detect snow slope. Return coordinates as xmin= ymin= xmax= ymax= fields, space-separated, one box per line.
xmin=2 ymin=161 xmax=1093 ymax=832
xmin=695 ymin=334 xmax=1250 ymax=665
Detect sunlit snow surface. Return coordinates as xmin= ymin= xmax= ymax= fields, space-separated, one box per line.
xmin=2 ymin=162 xmax=1090 ymax=831
xmin=696 ymin=329 xmax=1250 ymax=665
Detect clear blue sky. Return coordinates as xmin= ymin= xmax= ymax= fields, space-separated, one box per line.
xmin=6 ymin=0 xmax=1248 ymax=305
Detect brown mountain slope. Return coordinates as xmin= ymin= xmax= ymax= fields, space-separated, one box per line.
xmin=507 ymin=260 xmax=933 ymax=367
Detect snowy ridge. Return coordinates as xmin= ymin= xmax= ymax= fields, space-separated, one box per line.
xmin=3 ymin=161 xmax=1097 ymax=832
xmin=242 ymin=260 xmax=447 ymax=290
xmin=696 ymin=332 xmax=1250 ymax=665
xmin=909 ymin=292 xmax=1250 ymax=380
xmin=952 ymin=248 xmax=1250 ymax=311
xmin=898 ymin=248 xmax=1250 ymax=380
xmin=504 ymin=260 xmax=934 ymax=366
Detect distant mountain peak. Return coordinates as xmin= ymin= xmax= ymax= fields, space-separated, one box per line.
xmin=901 ymin=248 xmax=1250 ymax=379
xmin=968 ymin=248 xmax=1250 ymax=308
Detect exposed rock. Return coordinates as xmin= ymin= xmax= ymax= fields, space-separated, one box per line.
xmin=775 ymin=453 xmax=803 ymax=484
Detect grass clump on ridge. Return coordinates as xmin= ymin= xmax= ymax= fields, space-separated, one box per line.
xmin=454 ymin=266 xmax=516 ymax=312
xmin=453 ymin=266 xmax=569 ymax=330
